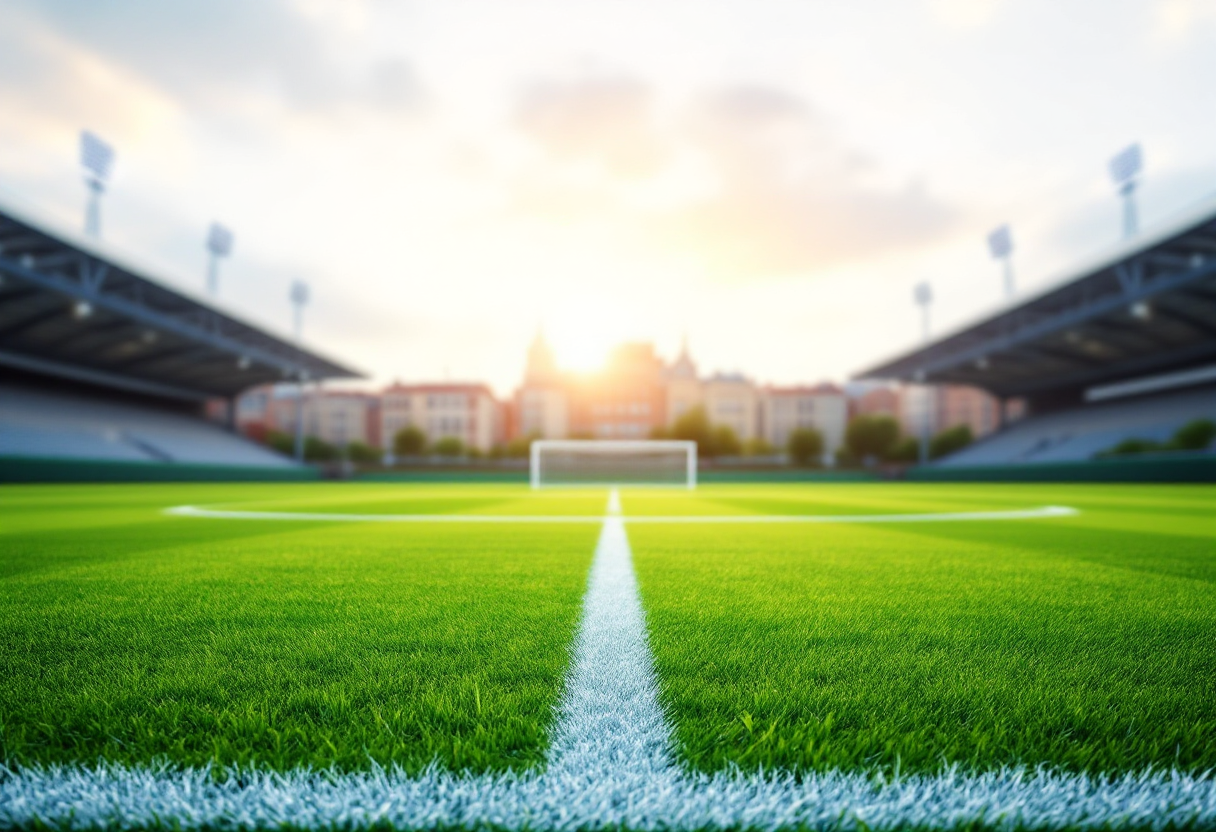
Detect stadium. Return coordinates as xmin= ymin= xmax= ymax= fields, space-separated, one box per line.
xmin=2 ymin=4 xmax=1216 ymax=831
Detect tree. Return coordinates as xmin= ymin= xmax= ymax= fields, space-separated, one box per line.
xmin=668 ymin=406 xmax=715 ymax=455
xmin=845 ymin=415 xmax=900 ymax=463
xmin=394 ymin=425 xmax=426 ymax=456
xmin=303 ymin=436 xmax=338 ymax=462
xmin=265 ymin=430 xmax=294 ymax=457
xmin=505 ymin=434 xmax=538 ymax=458
xmin=835 ymin=445 xmax=859 ymax=468
xmin=1170 ymin=419 xmax=1216 ymax=451
xmin=433 ymin=436 xmax=465 ymax=457
xmin=264 ymin=430 xmax=336 ymax=462
xmin=744 ymin=437 xmax=776 ymax=456
xmin=711 ymin=424 xmax=742 ymax=457
xmin=346 ymin=441 xmax=380 ymax=464
xmin=1099 ymin=438 xmax=1162 ymax=457
xmin=786 ymin=427 xmax=824 ymax=467
xmin=930 ymin=424 xmax=973 ymax=460
xmin=888 ymin=436 xmax=919 ymax=463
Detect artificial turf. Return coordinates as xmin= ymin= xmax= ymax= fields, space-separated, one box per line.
xmin=627 ymin=484 xmax=1216 ymax=777
xmin=0 ymin=484 xmax=596 ymax=773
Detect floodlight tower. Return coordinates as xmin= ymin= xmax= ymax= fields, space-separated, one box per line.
xmin=205 ymin=223 xmax=234 ymax=297
xmin=79 ymin=131 xmax=115 ymax=237
xmin=913 ymin=281 xmax=934 ymax=465
xmin=914 ymin=281 xmax=933 ymax=343
xmin=290 ymin=280 xmax=310 ymax=462
xmin=1109 ymin=143 xmax=1143 ymax=239
xmin=987 ymin=224 xmax=1015 ymax=299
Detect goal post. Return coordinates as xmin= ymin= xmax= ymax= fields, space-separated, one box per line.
xmin=530 ymin=440 xmax=697 ymax=489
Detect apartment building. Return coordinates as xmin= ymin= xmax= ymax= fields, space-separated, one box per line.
xmin=255 ymin=387 xmax=379 ymax=448
xmin=761 ymin=384 xmax=848 ymax=464
xmin=382 ymin=382 xmax=500 ymax=452
xmin=702 ymin=372 xmax=759 ymax=442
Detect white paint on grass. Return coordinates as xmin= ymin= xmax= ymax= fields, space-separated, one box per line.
xmin=164 ymin=504 xmax=1079 ymax=524
xmin=7 ymin=506 xmax=1215 ymax=829
xmin=5 ymin=763 xmax=1214 ymax=831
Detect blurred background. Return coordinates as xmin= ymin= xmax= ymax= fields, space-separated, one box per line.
xmin=1 ymin=0 xmax=1214 ymax=479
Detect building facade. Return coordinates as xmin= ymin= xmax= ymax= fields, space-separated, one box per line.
xmin=568 ymin=343 xmax=667 ymax=439
xmin=514 ymin=331 xmax=569 ymax=439
xmin=382 ymin=383 xmax=500 ymax=452
xmin=761 ymin=384 xmax=848 ymax=464
xmin=702 ymin=373 xmax=759 ymax=442
xmin=259 ymin=387 xmax=379 ymax=448
xmin=665 ymin=338 xmax=703 ymax=423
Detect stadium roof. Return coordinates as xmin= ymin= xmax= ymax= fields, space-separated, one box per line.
xmin=855 ymin=193 xmax=1216 ymax=402
xmin=0 ymin=193 xmax=362 ymax=401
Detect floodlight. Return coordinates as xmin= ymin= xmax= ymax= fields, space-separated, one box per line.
xmin=987 ymin=224 xmax=1016 ymax=298
xmin=987 ymin=225 xmax=1013 ymax=259
xmin=205 ymin=222 xmax=235 ymax=296
xmin=80 ymin=130 xmax=115 ymax=237
xmin=72 ymin=300 xmax=93 ymax=319
xmin=80 ymin=131 xmax=115 ymax=182
xmin=1110 ymin=144 xmax=1143 ymax=239
xmin=912 ymin=281 xmax=935 ymax=466
xmin=288 ymin=279 xmax=311 ymax=462
xmin=1108 ymin=143 xmax=1142 ymax=187
xmin=207 ymin=223 xmax=234 ymax=257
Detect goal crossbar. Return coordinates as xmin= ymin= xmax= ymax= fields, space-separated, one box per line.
xmin=530 ymin=440 xmax=697 ymax=490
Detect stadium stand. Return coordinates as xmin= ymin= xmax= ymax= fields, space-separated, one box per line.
xmin=0 ymin=192 xmax=362 ymax=481
xmin=937 ymin=386 xmax=1215 ymax=466
xmin=856 ymin=192 xmax=1216 ymax=479
xmin=0 ymin=378 xmax=293 ymax=466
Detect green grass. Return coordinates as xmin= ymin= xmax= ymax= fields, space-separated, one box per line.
xmin=626 ymin=484 xmax=1216 ymax=777
xmin=0 ymin=484 xmax=596 ymax=773
xmin=4 ymin=481 xmax=1214 ymax=782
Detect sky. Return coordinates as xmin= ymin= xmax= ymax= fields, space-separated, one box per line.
xmin=2 ymin=0 xmax=1216 ymax=396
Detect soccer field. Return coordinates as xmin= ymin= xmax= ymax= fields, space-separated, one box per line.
xmin=2 ymin=481 xmax=1215 ymax=830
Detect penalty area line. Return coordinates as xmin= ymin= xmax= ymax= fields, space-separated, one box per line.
xmin=162 ymin=504 xmax=1080 ymax=524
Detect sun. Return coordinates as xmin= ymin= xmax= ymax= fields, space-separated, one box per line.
xmin=548 ymin=319 xmax=615 ymax=373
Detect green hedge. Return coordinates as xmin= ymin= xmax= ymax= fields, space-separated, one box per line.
xmin=0 ymin=456 xmax=318 ymax=483
xmin=909 ymin=453 xmax=1216 ymax=483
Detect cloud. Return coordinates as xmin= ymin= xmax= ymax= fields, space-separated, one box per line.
xmin=0 ymin=0 xmax=427 ymax=116
xmin=515 ymin=74 xmax=667 ymax=177
xmin=658 ymin=85 xmax=957 ymax=276
xmin=507 ymin=78 xmax=957 ymax=278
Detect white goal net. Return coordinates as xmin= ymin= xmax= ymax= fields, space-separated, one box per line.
xmin=530 ymin=440 xmax=697 ymax=489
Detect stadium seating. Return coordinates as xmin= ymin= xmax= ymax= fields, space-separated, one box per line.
xmin=937 ymin=386 xmax=1216 ymax=467
xmin=0 ymin=381 xmax=296 ymax=467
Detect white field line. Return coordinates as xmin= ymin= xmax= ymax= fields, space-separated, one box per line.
xmin=163 ymin=504 xmax=1080 ymax=524
xmin=7 ymin=504 xmax=1215 ymax=829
